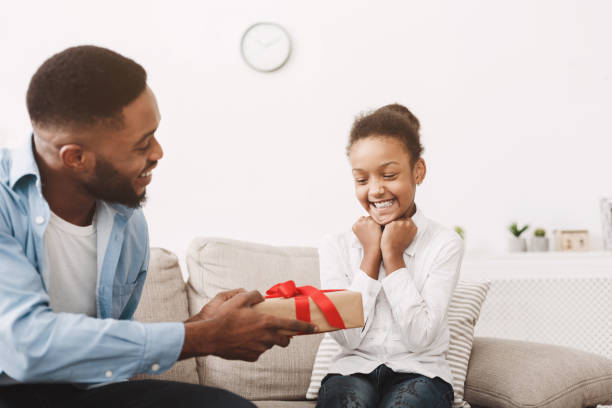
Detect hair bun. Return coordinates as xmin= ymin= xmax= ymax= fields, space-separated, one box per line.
xmin=375 ymin=103 xmax=420 ymax=132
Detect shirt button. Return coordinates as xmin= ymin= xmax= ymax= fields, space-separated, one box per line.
xmin=35 ymin=216 xmax=44 ymax=225
xmin=151 ymin=363 xmax=160 ymax=372
xmin=105 ymin=370 xmax=113 ymax=378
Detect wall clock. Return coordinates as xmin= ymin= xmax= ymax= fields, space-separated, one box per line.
xmin=240 ymin=22 xmax=292 ymax=73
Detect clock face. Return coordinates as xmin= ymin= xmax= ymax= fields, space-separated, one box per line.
xmin=240 ymin=23 xmax=292 ymax=73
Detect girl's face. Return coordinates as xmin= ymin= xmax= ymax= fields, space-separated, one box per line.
xmin=349 ymin=136 xmax=426 ymax=226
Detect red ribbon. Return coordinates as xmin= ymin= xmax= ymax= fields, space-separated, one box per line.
xmin=265 ymin=280 xmax=346 ymax=329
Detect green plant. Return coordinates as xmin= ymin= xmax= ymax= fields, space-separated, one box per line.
xmin=454 ymin=226 xmax=465 ymax=239
xmin=508 ymin=223 xmax=529 ymax=237
xmin=534 ymin=228 xmax=546 ymax=237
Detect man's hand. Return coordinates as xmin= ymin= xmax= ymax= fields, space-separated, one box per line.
xmin=352 ymin=216 xmax=383 ymax=279
xmin=185 ymin=288 xmax=246 ymax=323
xmin=180 ymin=290 xmax=317 ymax=362
xmin=380 ymin=218 xmax=417 ymax=274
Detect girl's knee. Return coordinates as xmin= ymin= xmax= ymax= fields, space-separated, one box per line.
xmin=318 ymin=374 xmax=377 ymax=408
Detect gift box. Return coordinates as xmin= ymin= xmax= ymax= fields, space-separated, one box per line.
xmin=252 ymin=280 xmax=364 ymax=335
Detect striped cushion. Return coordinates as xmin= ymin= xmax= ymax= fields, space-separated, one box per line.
xmin=305 ymin=333 xmax=338 ymax=399
xmin=305 ymin=280 xmax=490 ymax=408
xmin=447 ymin=281 xmax=490 ymax=407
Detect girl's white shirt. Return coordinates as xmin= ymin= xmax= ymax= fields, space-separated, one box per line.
xmin=319 ymin=207 xmax=464 ymax=385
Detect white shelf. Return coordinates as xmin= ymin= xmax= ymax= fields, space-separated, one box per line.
xmin=461 ymin=251 xmax=612 ymax=280
xmin=465 ymin=249 xmax=612 ymax=257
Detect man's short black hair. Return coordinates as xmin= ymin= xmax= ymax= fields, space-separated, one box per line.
xmin=26 ymin=45 xmax=147 ymax=129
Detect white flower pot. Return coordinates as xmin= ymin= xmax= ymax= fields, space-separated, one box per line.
xmin=531 ymin=236 xmax=549 ymax=252
xmin=508 ymin=237 xmax=527 ymax=252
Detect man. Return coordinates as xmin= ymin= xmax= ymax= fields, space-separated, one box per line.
xmin=0 ymin=45 xmax=316 ymax=407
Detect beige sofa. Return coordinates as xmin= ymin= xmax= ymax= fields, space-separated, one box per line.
xmin=134 ymin=238 xmax=612 ymax=408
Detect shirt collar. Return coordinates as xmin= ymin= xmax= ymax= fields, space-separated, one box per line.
xmin=108 ymin=202 xmax=135 ymax=218
xmin=9 ymin=135 xmax=40 ymax=190
xmin=350 ymin=205 xmax=428 ymax=257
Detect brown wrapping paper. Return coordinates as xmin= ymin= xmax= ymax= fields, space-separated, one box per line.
xmin=252 ymin=290 xmax=364 ymax=335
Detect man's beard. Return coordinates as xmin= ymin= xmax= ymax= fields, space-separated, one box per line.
xmin=83 ymin=156 xmax=146 ymax=208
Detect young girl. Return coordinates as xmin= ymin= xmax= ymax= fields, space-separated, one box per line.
xmin=317 ymin=104 xmax=463 ymax=408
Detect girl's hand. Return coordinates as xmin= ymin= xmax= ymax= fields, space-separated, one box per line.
xmin=352 ymin=216 xmax=382 ymax=279
xmin=381 ymin=218 xmax=417 ymax=274
xmin=353 ymin=216 xmax=382 ymax=251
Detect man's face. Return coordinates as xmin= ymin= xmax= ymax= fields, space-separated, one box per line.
xmin=83 ymin=86 xmax=163 ymax=208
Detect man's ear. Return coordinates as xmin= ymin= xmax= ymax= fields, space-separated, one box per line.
xmin=414 ymin=158 xmax=426 ymax=185
xmin=59 ymin=144 xmax=94 ymax=173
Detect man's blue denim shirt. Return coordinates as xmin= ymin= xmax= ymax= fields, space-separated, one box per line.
xmin=0 ymin=139 xmax=184 ymax=383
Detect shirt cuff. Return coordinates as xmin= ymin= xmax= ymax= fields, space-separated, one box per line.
xmin=382 ymin=267 xmax=421 ymax=309
xmin=349 ymin=269 xmax=382 ymax=296
xmin=139 ymin=322 xmax=185 ymax=375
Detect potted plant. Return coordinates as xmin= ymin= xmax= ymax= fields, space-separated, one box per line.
xmin=508 ymin=223 xmax=529 ymax=252
xmin=531 ymin=228 xmax=549 ymax=252
xmin=454 ymin=226 xmax=465 ymax=240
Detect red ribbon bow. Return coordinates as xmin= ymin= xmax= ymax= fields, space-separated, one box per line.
xmin=265 ymin=280 xmax=346 ymax=329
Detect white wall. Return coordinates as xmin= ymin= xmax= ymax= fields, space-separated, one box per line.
xmin=1 ymin=0 xmax=610 ymax=262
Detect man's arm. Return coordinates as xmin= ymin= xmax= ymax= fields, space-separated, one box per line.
xmin=0 ymin=229 xmax=317 ymax=381
xmin=0 ymin=225 xmax=185 ymax=383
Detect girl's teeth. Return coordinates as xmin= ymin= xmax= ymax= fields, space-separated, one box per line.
xmin=373 ymin=200 xmax=393 ymax=208
xmin=139 ymin=171 xmax=151 ymax=178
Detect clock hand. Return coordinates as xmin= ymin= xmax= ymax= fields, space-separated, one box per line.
xmin=262 ymin=36 xmax=281 ymax=47
xmin=252 ymin=38 xmax=267 ymax=47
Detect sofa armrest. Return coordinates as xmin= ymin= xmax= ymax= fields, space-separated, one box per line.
xmin=464 ymin=337 xmax=612 ymax=408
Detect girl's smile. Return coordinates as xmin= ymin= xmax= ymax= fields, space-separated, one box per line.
xmin=369 ymin=198 xmax=400 ymax=223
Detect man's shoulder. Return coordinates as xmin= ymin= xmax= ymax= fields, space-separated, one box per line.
xmin=0 ymin=148 xmax=13 ymax=186
xmin=0 ymin=149 xmax=20 ymax=213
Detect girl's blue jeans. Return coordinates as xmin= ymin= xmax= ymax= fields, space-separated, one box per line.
xmin=316 ymin=364 xmax=453 ymax=408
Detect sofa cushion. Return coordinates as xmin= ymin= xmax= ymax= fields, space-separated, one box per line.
xmin=186 ymin=237 xmax=324 ymax=400
xmin=133 ymin=248 xmax=199 ymax=384
xmin=305 ymin=280 xmax=490 ymax=408
xmin=464 ymin=337 xmax=612 ymax=408
xmin=447 ymin=280 xmax=491 ymax=407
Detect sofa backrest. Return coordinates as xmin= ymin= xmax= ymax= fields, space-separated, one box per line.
xmin=133 ymin=248 xmax=199 ymax=384
xmin=186 ymin=237 xmax=324 ymax=401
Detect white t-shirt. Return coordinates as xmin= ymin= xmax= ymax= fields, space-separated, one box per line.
xmin=42 ymin=210 xmax=98 ymax=317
